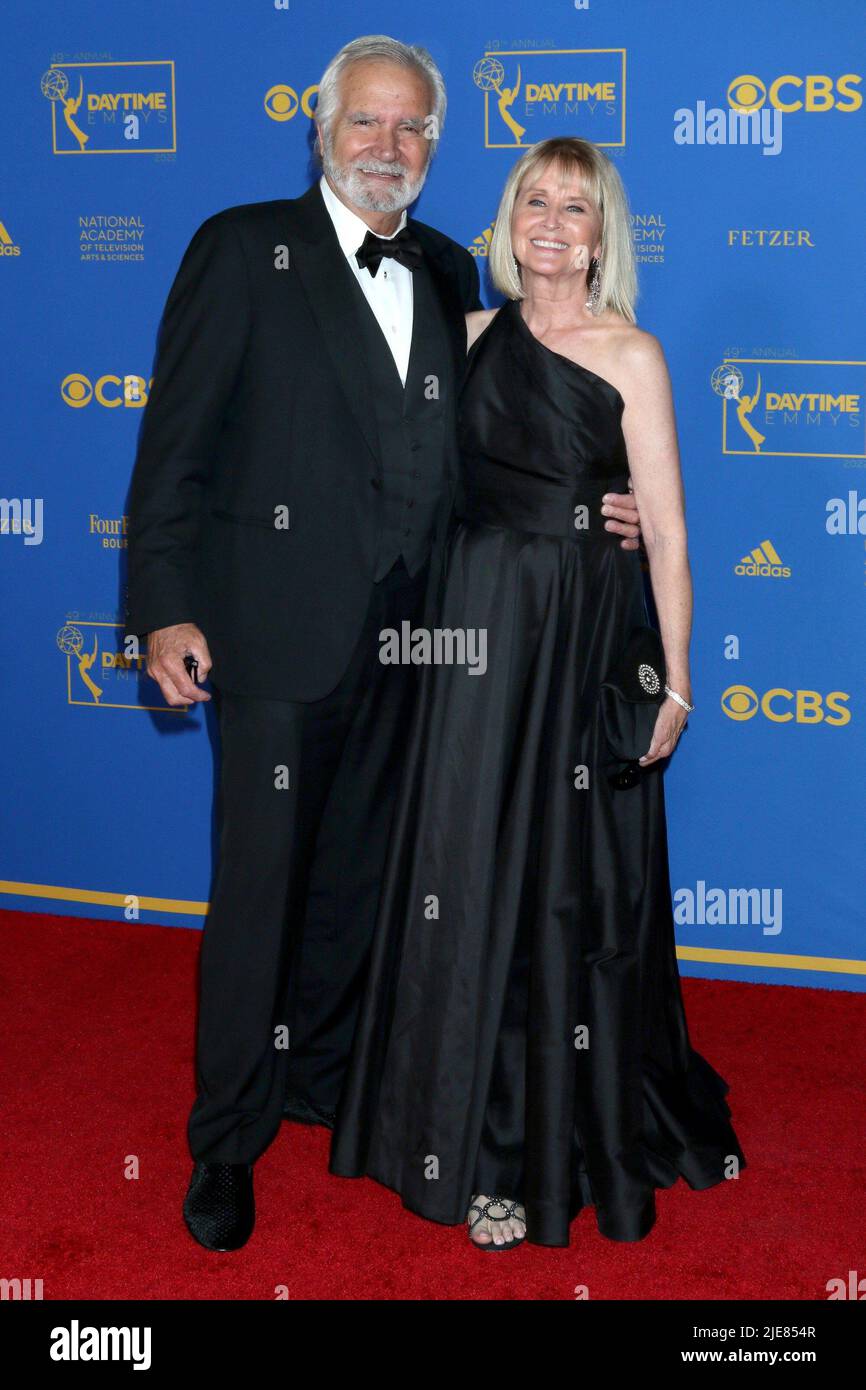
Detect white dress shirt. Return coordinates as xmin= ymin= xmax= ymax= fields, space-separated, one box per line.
xmin=318 ymin=173 xmax=414 ymax=386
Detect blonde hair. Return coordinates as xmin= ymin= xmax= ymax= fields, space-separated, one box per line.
xmin=488 ymin=137 xmax=637 ymax=322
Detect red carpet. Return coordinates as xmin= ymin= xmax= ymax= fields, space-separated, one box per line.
xmin=1 ymin=907 xmax=862 ymax=1300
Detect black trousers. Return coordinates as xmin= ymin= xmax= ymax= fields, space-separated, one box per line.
xmin=187 ymin=558 xmax=428 ymax=1164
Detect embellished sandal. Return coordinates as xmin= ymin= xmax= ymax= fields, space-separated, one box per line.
xmin=467 ymin=1194 xmax=527 ymax=1252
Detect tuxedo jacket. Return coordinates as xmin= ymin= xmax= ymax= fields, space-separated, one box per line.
xmin=124 ymin=181 xmax=483 ymax=701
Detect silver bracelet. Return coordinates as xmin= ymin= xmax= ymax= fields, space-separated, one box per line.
xmin=664 ymin=684 xmax=695 ymax=713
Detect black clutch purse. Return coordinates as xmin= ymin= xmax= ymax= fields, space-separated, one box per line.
xmin=599 ymin=625 xmax=666 ymax=788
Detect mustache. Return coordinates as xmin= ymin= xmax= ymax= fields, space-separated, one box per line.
xmin=352 ymin=158 xmax=410 ymax=179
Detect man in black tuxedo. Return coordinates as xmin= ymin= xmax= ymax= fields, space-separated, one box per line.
xmin=125 ymin=35 xmax=642 ymax=1251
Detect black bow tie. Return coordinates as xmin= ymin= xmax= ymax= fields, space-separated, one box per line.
xmin=355 ymin=226 xmax=424 ymax=277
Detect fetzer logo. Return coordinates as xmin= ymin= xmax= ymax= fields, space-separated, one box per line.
xmin=735 ymin=539 xmax=791 ymax=578
xmin=0 ymin=221 xmax=21 ymax=255
xmin=41 ymin=61 xmax=177 ymax=154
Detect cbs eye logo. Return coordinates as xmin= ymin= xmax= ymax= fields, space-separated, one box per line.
xmin=727 ymin=73 xmax=862 ymax=113
xmin=722 ymin=685 xmax=851 ymax=725
xmin=61 ymin=374 xmax=151 ymax=408
xmin=264 ymin=83 xmax=318 ymax=122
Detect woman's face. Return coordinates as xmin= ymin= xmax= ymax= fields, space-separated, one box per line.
xmin=510 ymin=163 xmax=603 ymax=285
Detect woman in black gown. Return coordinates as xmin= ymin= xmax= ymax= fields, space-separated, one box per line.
xmin=329 ymin=137 xmax=746 ymax=1249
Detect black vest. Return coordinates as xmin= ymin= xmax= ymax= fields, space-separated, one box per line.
xmin=343 ymin=257 xmax=454 ymax=581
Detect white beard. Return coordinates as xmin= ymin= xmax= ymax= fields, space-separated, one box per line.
xmin=321 ymin=135 xmax=429 ymax=214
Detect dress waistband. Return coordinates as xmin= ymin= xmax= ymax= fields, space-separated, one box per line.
xmin=455 ymin=458 xmax=631 ymax=541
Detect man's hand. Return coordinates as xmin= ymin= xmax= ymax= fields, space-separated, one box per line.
xmin=601 ymin=481 xmax=641 ymax=551
xmin=146 ymin=623 xmax=213 ymax=707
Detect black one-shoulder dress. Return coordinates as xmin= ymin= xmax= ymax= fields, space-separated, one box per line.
xmin=330 ymin=298 xmax=746 ymax=1246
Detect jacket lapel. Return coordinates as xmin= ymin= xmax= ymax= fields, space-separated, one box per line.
xmin=282 ymin=184 xmax=382 ymax=465
xmin=282 ymin=183 xmax=467 ymax=472
xmin=409 ymin=220 xmax=467 ymax=390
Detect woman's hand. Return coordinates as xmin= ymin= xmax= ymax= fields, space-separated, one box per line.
xmin=639 ymin=695 xmax=690 ymax=767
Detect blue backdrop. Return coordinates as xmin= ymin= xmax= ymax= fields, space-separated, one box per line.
xmin=2 ymin=0 xmax=864 ymax=992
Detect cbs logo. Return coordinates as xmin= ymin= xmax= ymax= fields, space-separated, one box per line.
xmin=722 ymin=686 xmax=851 ymax=725
xmin=61 ymin=374 xmax=152 ymax=408
xmin=264 ymin=84 xmax=318 ymax=122
xmin=727 ymin=73 xmax=862 ymax=113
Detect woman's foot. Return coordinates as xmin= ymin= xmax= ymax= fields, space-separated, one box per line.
xmin=467 ymin=1194 xmax=527 ymax=1250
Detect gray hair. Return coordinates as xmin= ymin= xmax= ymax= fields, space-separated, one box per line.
xmin=314 ymin=34 xmax=447 ymax=160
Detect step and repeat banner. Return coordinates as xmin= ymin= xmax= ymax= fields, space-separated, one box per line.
xmin=2 ymin=0 xmax=864 ymax=991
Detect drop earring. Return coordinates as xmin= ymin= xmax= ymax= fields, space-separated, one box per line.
xmin=585 ymin=256 xmax=601 ymax=313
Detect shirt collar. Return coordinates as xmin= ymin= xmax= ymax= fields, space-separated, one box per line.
xmin=318 ymin=173 xmax=408 ymax=261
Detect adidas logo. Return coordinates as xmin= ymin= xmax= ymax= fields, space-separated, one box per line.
xmin=468 ymin=224 xmax=494 ymax=257
xmin=735 ymin=539 xmax=791 ymax=578
xmin=0 ymin=220 xmax=21 ymax=256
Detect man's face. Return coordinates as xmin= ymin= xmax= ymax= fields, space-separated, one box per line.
xmin=318 ymin=59 xmax=433 ymax=215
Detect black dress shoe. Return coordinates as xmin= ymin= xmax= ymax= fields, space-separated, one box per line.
xmin=282 ymin=1092 xmax=336 ymax=1129
xmin=183 ymin=1162 xmax=255 ymax=1251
